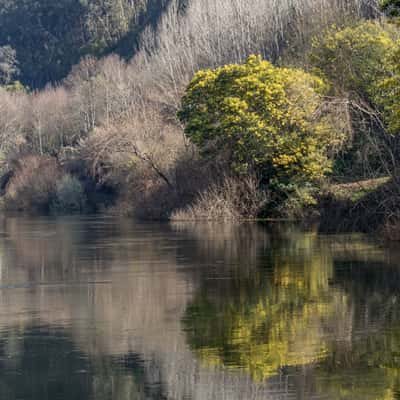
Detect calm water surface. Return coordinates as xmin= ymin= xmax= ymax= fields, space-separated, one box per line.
xmin=0 ymin=216 xmax=399 ymax=399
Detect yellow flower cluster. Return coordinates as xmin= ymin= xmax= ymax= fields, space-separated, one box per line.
xmin=178 ymin=55 xmax=340 ymax=186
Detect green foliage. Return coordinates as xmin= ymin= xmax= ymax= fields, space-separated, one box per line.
xmin=310 ymin=21 xmax=400 ymax=137
xmin=0 ymin=0 xmax=88 ymax=87
xmin=310 ymin=21 xmax=400 ymax=178
xmin=0 ymin=45 xmax=19 ymax=85
xmin=378 ymin=45 xmax=400 ymax=134
xmin=51 ymin=175 xmax=86 ymax=213
xmin=277 ymin=182 xmax=319 ymax=218
xmin=4 ymin=80 xmax=24 ymax=92
xmin=381 ymin=0 xmax=400 ymax=17
xmin=178 ymin=55 xmax=340 ymax=191
xmin=0 ymin=0 xmax=164 ymax=87
xmin=310 ymin=21 xmax=397 ymax=102
xmin=183 ymin=233 xmax=339 ymax=380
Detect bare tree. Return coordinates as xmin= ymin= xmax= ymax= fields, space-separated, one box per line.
xmin=0 ymin=88 xmax=28 ymax=168
xmin=0 ymin=46 xmax=19 ymax=85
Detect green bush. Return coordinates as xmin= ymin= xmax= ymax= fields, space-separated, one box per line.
xmin=178 ymin=55 xmax=341 ymax=186
xmin=51 ymin=175 xmax=86 ymax=213
xmin=310 ymin=21 xmax=400 ymax=177
xmin=378 ymin=45 xmax=400 ymax=134
xmin=310 ymin=21 xmax=397 ymax=103
xmin=381 ymin=0 xmax=400 ymax=17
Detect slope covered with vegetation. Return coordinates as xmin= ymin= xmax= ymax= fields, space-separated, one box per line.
xmin=0 ymin=0 xmax=171 ymax=87
xmin=1 ymin=0 xmax=400 ymax=237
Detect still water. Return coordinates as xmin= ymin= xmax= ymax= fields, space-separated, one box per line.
xmin=0 ymin=216 xmax=399 ymax=399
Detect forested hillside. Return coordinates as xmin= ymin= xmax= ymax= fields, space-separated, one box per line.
xmin=0 ymin=0 xmax=171 ymax=87
xmin=0 ymin=0 xmax=378 ymax=87
xmin=1 ymin=0 xmax=400 ymax=237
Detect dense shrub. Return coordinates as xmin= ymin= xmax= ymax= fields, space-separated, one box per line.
xmin=310 ymin=21 xmax=397 ymax=102
xmin=381 ymin=2 xmax=400 ymax=134
xmin=310 ymin=21 xmax=400 ymax=178
xmin=381 ymin=0 xmax=400 ymax=17
xmin=0 ymin=0 xmax=160 ymax=87
xmin=178 ymin=55 xmax=343 ymax=197
xmin=4 ymin=155 xmax=60 ymax=212
xmin=379 ymin=46 xmax=400 ymax=134
xmin=51 ymin=175 xmax=86 ymax=213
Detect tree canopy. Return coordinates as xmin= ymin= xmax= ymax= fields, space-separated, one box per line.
xmin=0 ymin=46 xmax=19 ymax=85
xmin=178 ymin=55 xmax=342 ymax=189
xmin=381 ymin=0 xmax=400 ymax=17
xmin=310 ymin=21 xmax=397 ymax=102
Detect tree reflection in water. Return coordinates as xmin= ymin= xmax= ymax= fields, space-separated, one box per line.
xmin=0 ymin=326 xmax=165 ymax=400
xmin=180 ymin=223 xmax=400 ymax=399
xmin=0 ymin=217 xmax=399 ymax=399
xmin=182 ymin=225 xmax=348 ymax=380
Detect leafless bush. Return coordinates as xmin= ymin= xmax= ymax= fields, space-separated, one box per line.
xmin=66 ymin=55 xmax=145 ymax=131
xmin=171 ymin=175 xmax=268 ymax=221
xmin=0 ymin=88 xmax=29 ymax=165
xmin=29 ymin=86 xmax=84 ymax=155
xmin=4 ymin=155 xmax=61 ymax=212
xmin=78 ymin=110 xmax=185 ymax=186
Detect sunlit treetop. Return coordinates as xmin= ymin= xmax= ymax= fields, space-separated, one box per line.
xmin=310 ymin=21 xmax=397 ymax=100
xmin=379 ymin=46 xmax=400 ymax=134
xmin=178 ymin=55 xmax=345 ymax=188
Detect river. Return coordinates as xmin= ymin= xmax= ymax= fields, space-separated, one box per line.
xmin=0 ymin=216 xmax=398 ymax=399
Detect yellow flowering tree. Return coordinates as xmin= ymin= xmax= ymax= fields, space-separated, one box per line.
xmin=310 ymin=21 xmax=397 ymax=102
xmin=379 ymin=46 xmax=400 ymax=134
xmin=310 ymin=21 xmax=399 ymax=176
xmin=178 ymin=55 xmax=340 ymax=190
xmin=183 ymin=236 xmax=343 ymax=381
xmin=380 ymin=1 xmax=400 ymax=135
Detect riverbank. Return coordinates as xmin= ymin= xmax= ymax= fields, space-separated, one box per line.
xmin=319 ymin=176 xmax=400 ymax=239
xmin=1 ymin=161 xmax=398 ymax=240
xmin=1 ymin=14 xmax=399 ymax=232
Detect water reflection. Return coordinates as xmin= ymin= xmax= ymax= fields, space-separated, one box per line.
xmin=0 ymin=217 xmax=399 ymax=399
xmin=0 ymin=327 xmax=163 ymax=400
xmin=179 ymin=223 xmax=400 ymax=399
xmin=183 ymin=234 xmax=345 ymax=381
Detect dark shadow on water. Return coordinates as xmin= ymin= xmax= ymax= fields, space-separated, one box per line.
xmin=0 ymin=325 xmax=166 ymax=400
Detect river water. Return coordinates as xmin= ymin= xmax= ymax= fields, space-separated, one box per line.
xmin=0 ymin=216 xmax=399 ymax=399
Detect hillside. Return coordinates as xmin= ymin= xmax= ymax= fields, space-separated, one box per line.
xmin=1 ymin=0 xmax=400 ymax=238
xmin=0 ymin=0 xmax=378 ymax=88
xmin=0 ymin=0 xmax=171 ymax=87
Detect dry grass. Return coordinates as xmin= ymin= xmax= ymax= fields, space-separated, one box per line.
xmin=171 ymin=175 xmax=268 ymax=221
